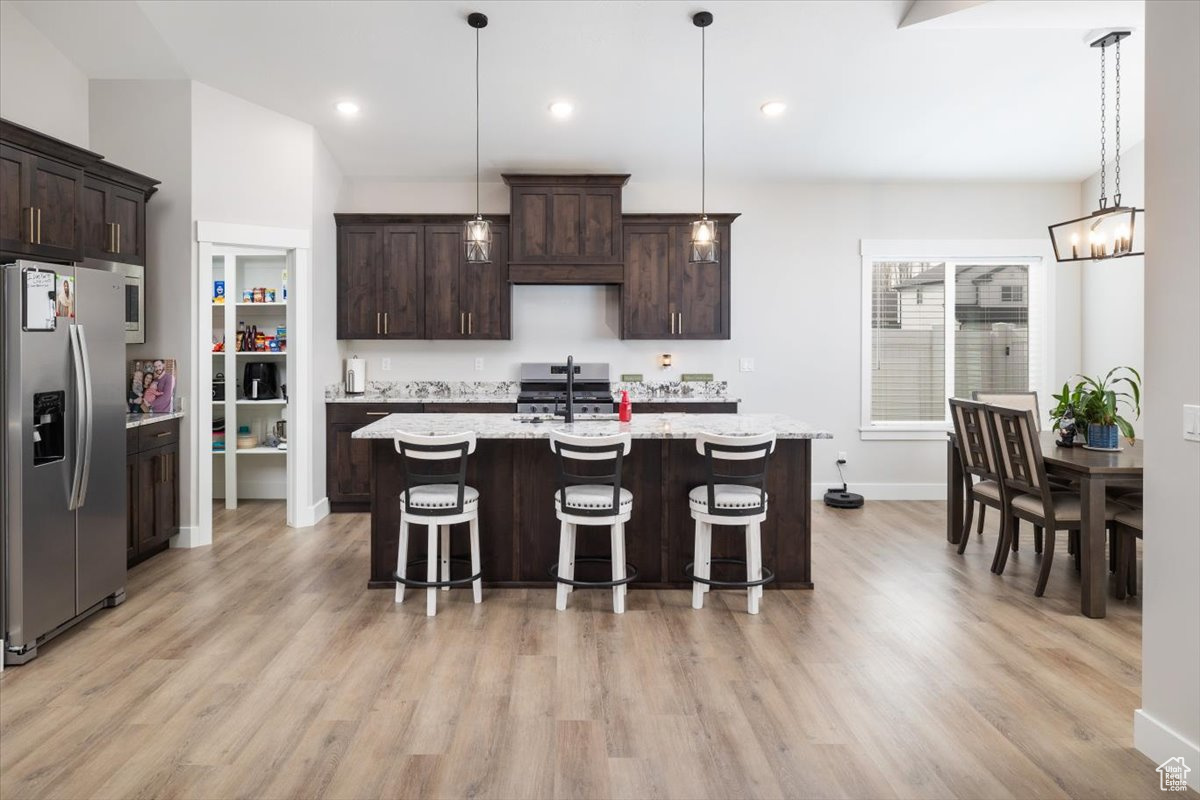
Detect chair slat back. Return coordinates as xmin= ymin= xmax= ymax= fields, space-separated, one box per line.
xmin=392 ymin=431 xmax=476 ymax=516
xmin=972 ymin=391 xmax=1042 ymax=432
xmin=949 ymin=398 xmax=1000 ymax=481
xmin=986 ymin=406 xmax=1052 ymax=505
xmin=695 ymin=431 xmax=776 ymax=517
xmin=549 ymin=430 xmax=632 ymax=517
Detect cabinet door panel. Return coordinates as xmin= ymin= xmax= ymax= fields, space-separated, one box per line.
xmin=136 ymin=450 xmax=158 ymax=548
xmin=621 ymin=224 xmax=674 ymax=338
xmin=154 ymin=445 xmax=179 ymax=542
xmin=583 ymin=191 xmax=618 ymax=261
xmin=29 ymin=156 xmax=82 ymax=260
xmin=673 ymin=223 xmax=730 ymax=339
xmin=424 ymin=225 xmax=463 ymax=339
xmin=126 ymin=452 xmax=139 ymax=562
xmin=549 ymin=191 xmax=581 ymax=258
xmin=81 ymin=180 xmax=110 ymax=258
xmin=461 ymin=225 xmax=509 ymax=339
xmin=337 ymin=226 xmax=381 ymax=339
xmin=380 ymin=225 xmax=424 ymax=338
xmin=330 ymin=422 xmax=375 ymax=503
xmin=513 ymin=190 xmax=548 ymax=260
xmin=110 ymin=186 xmax=144 ymax=265
xmin=0 ymin=145 xmax=29 ymax=252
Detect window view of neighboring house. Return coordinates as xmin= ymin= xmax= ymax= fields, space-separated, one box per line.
xmin=868 ymin=260 xmax=1033 ymax=426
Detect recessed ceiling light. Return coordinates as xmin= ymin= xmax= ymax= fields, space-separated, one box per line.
xmin=760 ymin=101 xmax=786 ymax=117
xmin=335 ymin=101 xmax=360 ymax=116
xmin=548 ymin=101 xmax=574 ymax=119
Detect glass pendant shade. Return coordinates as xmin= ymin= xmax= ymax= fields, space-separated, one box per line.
xmin=464 ymin=216 xmax=492 ymax=263
xmin=1048 ymin=205 xmax=1143 ymax=263
xmin=689 ymin=217 xmax=718 ymax=263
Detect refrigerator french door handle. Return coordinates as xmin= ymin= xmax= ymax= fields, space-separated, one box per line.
xmin=76 ymin=325 xmax=94 ymax=507
xmin=67 ymin=325 xmax=86 ymax=510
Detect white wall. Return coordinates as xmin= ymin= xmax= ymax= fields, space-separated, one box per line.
xmin=311 ymin=136 xmax=346 ymax=509
xmin=340 ymin=177 xmax=1082 ymax=494
xmin=1136 ymin=0 xmax=1200 ymax=785
xmin=89 ymin=78 xmax=195 ymax=526
xmin=1079 ymin=142 xmax=1145 ymax=379
xmin=0 ymin=0 xmax=89 ymax=147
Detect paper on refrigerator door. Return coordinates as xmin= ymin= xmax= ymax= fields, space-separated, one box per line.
xmin=21 ymin=268 xmax=56 ymax=331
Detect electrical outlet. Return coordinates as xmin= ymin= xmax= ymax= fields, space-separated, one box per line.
xmin=739 ymin=357 xmax=755 ymax=373
xmin=475 ymin=357 xmax=484 ymax=371
xmin=1185 ymin=404 xmax=1200 ymax=442
xmin=838 ymin=451 xmax=847 ymax=462
xmin=381 ymin=358 xmax=391 ymax=371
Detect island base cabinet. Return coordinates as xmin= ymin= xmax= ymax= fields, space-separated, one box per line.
xmin=368 ymin=437 xmax=812 ymax=590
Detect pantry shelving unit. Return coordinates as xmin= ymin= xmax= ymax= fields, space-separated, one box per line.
xmin=207 ymin=248 xmax=291 ymax=510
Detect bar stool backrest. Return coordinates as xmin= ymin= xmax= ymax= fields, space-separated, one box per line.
xmin=694 ymin=431 xmax=777 ymax=517
xmin=972 ymin=391 xmax=1042 ymax=431
xmin=549 ymin=431 xmax=632 ymax=518
xmin=392 ymin=431 xmax=477 ymax=517
xmin=986 ymin=406 xmax=1055 ymax=517
xmin=949 ymin=398 xmax=1001 ymax=482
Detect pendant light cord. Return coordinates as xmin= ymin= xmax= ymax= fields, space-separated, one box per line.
xmin=1114 ymin=37 xmax=1122 ymax=205
xmin=475 ymin=25 xmax=481 ymax=219
xmin=701 ymin=24 xmax=706 ymax=218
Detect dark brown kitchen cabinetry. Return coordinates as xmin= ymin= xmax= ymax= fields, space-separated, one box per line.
xmin=1 ymin=118 xmax=159 ymax=266
xmin=127 ymin=418 xmax=180 ymax=566
xmin=424 ymin=224 xmax=510 ymax=339
xmin=337 ymin=223 xmax=425 ymax=339
xmin=81 ymin=162 xmax=157 ymax=266
xmin=621 ymin=214 xmax=735 ymax=340
xmin=504 ymin=174 xmax=628 ymax=284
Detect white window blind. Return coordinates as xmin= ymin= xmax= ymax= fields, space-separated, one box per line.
xmin=864 ymin=257 xmax=1044 ymax=432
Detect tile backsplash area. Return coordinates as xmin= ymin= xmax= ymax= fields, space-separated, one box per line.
xmin=324 ymin=379 xmax=736 ymax=402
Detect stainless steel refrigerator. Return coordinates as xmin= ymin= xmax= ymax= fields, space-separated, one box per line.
xmin=2 ymin=260 xmax=127 ymax=665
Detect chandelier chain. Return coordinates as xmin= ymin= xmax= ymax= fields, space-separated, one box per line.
xmin=701 ymin=24 xmax=706 ymax=217
xmin=1114 ymin=37 xmax=1122 ymax=204
xmin=1099 ymin=42 xmax=1107 ymax=208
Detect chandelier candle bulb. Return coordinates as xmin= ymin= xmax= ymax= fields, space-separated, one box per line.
xmin=1071 ymin=232 xmax=1079 ymax=259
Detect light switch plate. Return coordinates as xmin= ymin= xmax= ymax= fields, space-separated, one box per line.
xmin=1185 ymin=404 xmax=1200 ymax=442
xmin=381 ymin=358 xmax=391 ymax=371
xmin=739 ymin=357 xmax=755 ymax=373
xmin=475 ymin=357 xmax=484 ymax=371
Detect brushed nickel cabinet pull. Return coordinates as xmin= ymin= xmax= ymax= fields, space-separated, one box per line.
xmin=460 ymin=311 xmax=465 ymax=335
xmin=36 ymin=208 xmax=42 ymax=244
xmin=115 ymin=222 xmax=121 ymax=254
xmin=670 ymin=312 xmax=675 ymax=335
xmin=376 ymin=312 xmax=381 ymax=335
xmin=678 ymin=313 xmax=683 ymax=335
xmin=365 ymin=411 xmax=389 ymax=416
xmin=25 ymin=208 xmax=33 ymax=244
xmin=154 ymin=431 xmax=170 ymax=438
xmin=468 ymin=312 xmax=473 ymax=335
xmin=383 ymin=312 xmax=389 ymax=335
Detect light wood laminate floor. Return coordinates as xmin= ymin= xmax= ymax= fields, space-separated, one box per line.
xmin=0 ymin=501 xmax=1181 ymax=800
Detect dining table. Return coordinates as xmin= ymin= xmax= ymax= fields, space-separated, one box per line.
xmin=947 ymin=430 xmax=1143 ymax=618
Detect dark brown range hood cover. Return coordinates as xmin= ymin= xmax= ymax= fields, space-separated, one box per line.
xmin=502 ymin=174 xmax=630 ymax=284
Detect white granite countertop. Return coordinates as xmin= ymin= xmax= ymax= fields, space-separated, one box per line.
xmin=126 ymin=410 xmax=185 ymax=429
xmin=351 ymin=412 xmax=830 ymax=440
xmin=324 ymin=380 xmax=739 ymax=404
xmin=326 ymin=393 xmax=741 ymax=404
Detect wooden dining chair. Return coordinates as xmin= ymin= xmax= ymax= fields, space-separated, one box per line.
xmin=985 ymin=405 xmax=1126 ymax=596
xmin=948 ymin=399 xmax=1013 ymax=559
xmin=1114 ymin=507 xmax=1142 ymax=600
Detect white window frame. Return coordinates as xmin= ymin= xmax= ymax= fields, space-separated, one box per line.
xmin=859 ymin=239 xmax=1054 ymax=441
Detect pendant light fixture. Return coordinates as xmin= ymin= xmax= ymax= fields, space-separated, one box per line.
xmin=1048 ymin=30 xmax=1144 ymax=263
xmin=689 ymin=11 xmax=718 ymax=264
xmin=464 ymin=12 xmax=492 ymax=263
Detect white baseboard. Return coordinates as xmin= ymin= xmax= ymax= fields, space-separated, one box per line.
xmin=812 ymin=482 xmax=946 ymax=501
xmin=1135 ymin=709 xmax=1200 ymax=790
xmin=170 ymin=525 xmax=211 ymax=549
xmin=291 ymin=497 xmax=331 ymax=528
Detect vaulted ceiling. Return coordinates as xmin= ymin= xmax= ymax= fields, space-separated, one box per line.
xmin=15 ymin=0 xmax=1145 ymax=181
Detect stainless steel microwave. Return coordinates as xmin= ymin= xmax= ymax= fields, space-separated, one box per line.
xmin=84 ymin=259 xmax=144 ymax=343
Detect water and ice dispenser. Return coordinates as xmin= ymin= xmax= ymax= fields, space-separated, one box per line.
xmin=32 ymin=390 xmax=65 ymax=466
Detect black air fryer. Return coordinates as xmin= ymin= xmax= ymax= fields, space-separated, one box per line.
xmin=242 ymin=362 xmax=280 ymax=400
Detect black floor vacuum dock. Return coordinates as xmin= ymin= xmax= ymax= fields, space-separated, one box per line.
xmin=823 ymin=458 xmax=865 ymax=509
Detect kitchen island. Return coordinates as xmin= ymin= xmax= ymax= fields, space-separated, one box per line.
xmin=353 ymin=413 xmax=831 ymax=590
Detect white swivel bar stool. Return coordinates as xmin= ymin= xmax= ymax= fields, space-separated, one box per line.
xmin=548 ymin=430 xmax=637 ymax=614
xmin=392 ymin=431 xmax=482 ymax=617
xmin=686 ymin=431 xmax=777 ymax=614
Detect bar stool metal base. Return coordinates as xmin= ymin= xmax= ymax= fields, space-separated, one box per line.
xmin=394 ymin=556 xmax=481 ymax=589
xmin=683 ymin=558 xmax=776 ymax=588
xmin=549 ymin=557 xmax=639 ymax=589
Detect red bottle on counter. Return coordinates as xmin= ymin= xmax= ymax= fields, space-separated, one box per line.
xmin=619 ymin=390 xmax=632 ymax=422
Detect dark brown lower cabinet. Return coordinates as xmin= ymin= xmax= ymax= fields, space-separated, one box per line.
xmin=127 ymin=419 xmax=180 ymax=566
xmin=326 ymin=403 xmax=423 ymax=510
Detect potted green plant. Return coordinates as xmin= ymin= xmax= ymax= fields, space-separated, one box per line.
xmin=1069 ymin=366 xmax=1142 ymax=448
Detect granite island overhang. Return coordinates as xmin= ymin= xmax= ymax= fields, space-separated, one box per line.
xmin=353 ymin=413 xmax=833 ymax=590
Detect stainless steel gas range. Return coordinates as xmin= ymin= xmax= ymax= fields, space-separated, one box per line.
xmin=516 ymin=362 xmax=615 ymax=415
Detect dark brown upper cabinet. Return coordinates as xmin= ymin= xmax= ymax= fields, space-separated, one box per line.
xmin=504 ymin=174 xmax=628 ymax=284
xmin=337 ymin=223 xmax=426 ymax=339
xmin=424 ymin=224 xmax=510 ymax=340
xmin=2 ymin=118 xmax=158 ymax=266
xmin=81 ymin=161 xmax=158 ymax=266
xmin=620 ymin=214 xmax=736 ymax=340
xmin=334 ymin=215 xmax=509 ymax=341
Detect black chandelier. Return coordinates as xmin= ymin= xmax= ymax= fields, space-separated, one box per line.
xmin=689 ymin=11 xmax=718 ymax=264
xmin=1048 ymin=31 xmax=1144 ymax=263
xmin=464 ymin=12 xmax=492 ymax=263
